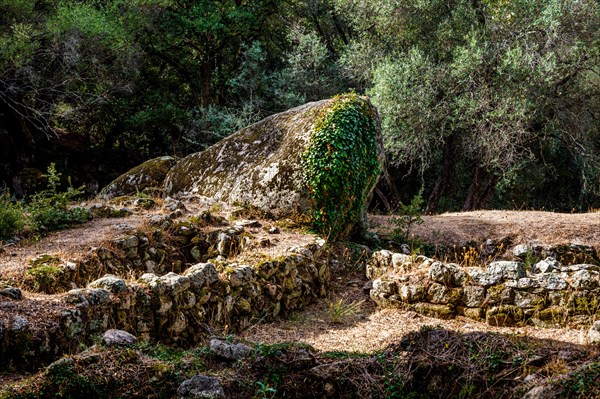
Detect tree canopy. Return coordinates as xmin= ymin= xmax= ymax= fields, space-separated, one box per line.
xmin=0 ymin=0 xmax=598 ymax=211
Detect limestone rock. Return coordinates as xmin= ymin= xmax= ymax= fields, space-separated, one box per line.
xmin=532 ymin=257 xmax=560 ymax=274
xmin=177 ymin=374 xmax=225 ymax=399
xmin=588 ymin=321 xmax=600 ymax=345
xmin=89 ymin=274 xmax=126 ymax=293
xmin=488 ymin=261 xmax=526 ymax=281
xmin=99 ymin=156 xmax=177 ymax=199
xmin=163 ymin=97 xmax=384 ymax=237
xmin=102 ymin=329 xmax=137 ymax=346
xmin=209 ymin=338 xmax=251 ymax=360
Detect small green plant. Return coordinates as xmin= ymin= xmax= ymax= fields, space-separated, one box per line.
xmin=392 ymin=189 xmax=424 ymax=242
xmin=327 ymin=297 xmax=364 ymax=324
xmin=0 ymin=192 xmax=25 ymax=241
xmin=254 ymin=381 xmax=277 ymax=399
xmin=523 ymin=249 xmax=539 ymax=271
xmin=27 ymin=163 xmax=91 ymax=233
xmin=25 ymin=254 xmax=65 ymax=293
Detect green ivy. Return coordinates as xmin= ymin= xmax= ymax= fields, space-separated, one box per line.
xmin=302 ymin=94 xmax=381 ymax=241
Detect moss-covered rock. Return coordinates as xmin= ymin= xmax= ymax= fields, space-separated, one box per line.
xmin=99 ymin=156 xmax=177 ymax=199
xmin=164 ymin=96 xmax=384 ymax=240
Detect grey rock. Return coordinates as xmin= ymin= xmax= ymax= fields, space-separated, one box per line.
xmin=488 ymin=261 xmax=526 ymax=281
xmin=561 ymin=264 xmax=600 ymax=273
xmin=468 ymin=269 xmax=502 ymax=287
xmin=102 ymin=329 xmax=137 ymax=346
xmin=537 ymin=274 xmax=568 ymax=290
xmin=463 ymin=286 xmax=485 ymax=307
xmin=398 ymin=284 xmax=424 ymax=303
xmin=229 ymin=265 xmax=254 ymax=287
xmin=523 ymin=385 xmax=554 ymax=399
xmin=184 ymin=263 xmax=220 ymax=287
xmin=429 ymin=262 xmax=453 ymax=285
xmin=532 ymin=257 xmax=560 ymax=274
xmin=216 ymin=233 xmax=232 ymax=256
xmin=588 ymin=321 xmax=600 ymax=345
xmin=89 ymin=274 xmax=126 ymax=294
xmin=122 ymin=236 xmax=139 ymax=249
xmin=11 ymin=315 xmax=29 ymax=332
xmin=177 ymin=374 xmax=225 ymax=399
xmin=0 ymin=287 xmax=22 ymax=300
xmin=142 ymin=272 xmax=191 ymax=296
xmin=513 ymin=244 xmax=531 ymax=258
xmin=210 ymin=338 xmax=251 ymax=360
xmin=571 ymin=270 xmax=599 ymax=290
xmin=163 ymin=97 xmax=384 ymax=235
xmin=99 ymin=156 xmax=177 ymax=199
xmin=64 ymin=288 xmax=111 ymax=306
xmin=392 ymin=253 xmax=412 ymax=269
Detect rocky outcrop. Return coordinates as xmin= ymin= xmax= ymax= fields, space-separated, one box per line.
xmin=164 ymin=95 xmax=384 ymax=239
xmin=368 ymin=250 xmax=600 ymax=326
xmin=99 ymin=156 xmax=177 ymax=199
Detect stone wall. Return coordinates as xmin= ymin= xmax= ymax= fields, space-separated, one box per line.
xmin=368 ymin=250 xmax=600 ymax=327
xmin=1 ymin=243 xmax=331 ymax=370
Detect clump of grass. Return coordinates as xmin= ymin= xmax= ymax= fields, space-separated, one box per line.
xmin=327 ymin=297 xmax=365 ymax=324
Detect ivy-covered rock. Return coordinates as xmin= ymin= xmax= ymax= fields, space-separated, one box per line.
xmin=99 ymin=156 xmax=177 ymax=199
xmin=164 ymin=95 xmax=384 ymax=240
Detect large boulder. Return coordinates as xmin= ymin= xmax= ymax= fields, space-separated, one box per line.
xmin=165 ymin=95 xmax=384 ymax=240
xmin=99 ymin=156 xmax=177 ymax=199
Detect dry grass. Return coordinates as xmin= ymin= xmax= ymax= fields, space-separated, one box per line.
xmin=370 ymin=210 xmax=600 ymax=248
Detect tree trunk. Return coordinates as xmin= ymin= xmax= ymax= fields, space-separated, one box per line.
xmin=463 ymin=165 xmax=498 ymax=211
xmin=201 ymin=59 xmax=212 ymax=108
xmin=426 ymin=136 xmax=456 ymax=213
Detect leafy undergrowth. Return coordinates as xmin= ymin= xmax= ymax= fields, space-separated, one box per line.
xmin=2 ymin=328 xmax=598 ymax=399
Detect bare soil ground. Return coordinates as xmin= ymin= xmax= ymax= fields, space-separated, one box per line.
xmin=241 ymin=276 xmax=589 ymax=354
xmin=370 ymin=210 xmax=600 ymax=247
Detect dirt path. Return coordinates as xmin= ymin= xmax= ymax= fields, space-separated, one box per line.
xmin=0 ymin=214 xmax=150 ymax=280
xmin=240 ymin=278 xmax=589 ymax=353
xmin=370 ymin=210 xmax=600 ymax=247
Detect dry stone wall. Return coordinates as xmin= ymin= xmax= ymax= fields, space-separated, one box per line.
xmin=368 ymin=250 xmax=600 ymax=327
xmin=1 ymin=243 xmax=331 ymax=369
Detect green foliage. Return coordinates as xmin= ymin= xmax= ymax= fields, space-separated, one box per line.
xmin=392 ymin=189 xmax=425 ymax=242
xmin=302 ymin=94 xmax=381 ymax=240
xmin=254 ymin=381 xmax=277 ymax=399
xmin=0 ymin=192 xmax=25 ymax=241
xmin=27 ymin=164 xmax=91 ymax=233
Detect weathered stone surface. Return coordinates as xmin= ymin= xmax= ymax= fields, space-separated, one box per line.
xmin=89 ymin=274 xmax=126 ymax=294
xmin=99 ymin=156 xmax=177 ymax=199
xmin=588 ymin=321 xmax=600 ymax=345
xmin=537 ymin=274 xmax=567 ymax=290
xmin=163 ymin=97 xmax=384 ymax=229
xmin=102 ymin=329 xmax=137 ymax=346
xmin=399 ymin=284 xmax=424 ymax=303
xmin=463 ymin=286 xmax=485 ymax=307
xmin=64 ymin=288 xmax=111 ymax=306
xmin=412 ymin=303 xmax=455 ymax=319
xmin=183 ymin=263 xmax=219 ymax=287
xmin=177 ymin=374 xmax=225 ymax=399
xmin=488 ymin=261 xmax=526 ymax=281
xmin=429 ymin=262 xmax=453 ymax=286
xmin=209 ymin=338 xmax=251 ymax=360
xmin=571 ymin=270 xmax=599 ymax=290
xmin=532 ymin=258 xmax=560 ymax=274
xmin=0 ymin=287 xmax=22 ymax=300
